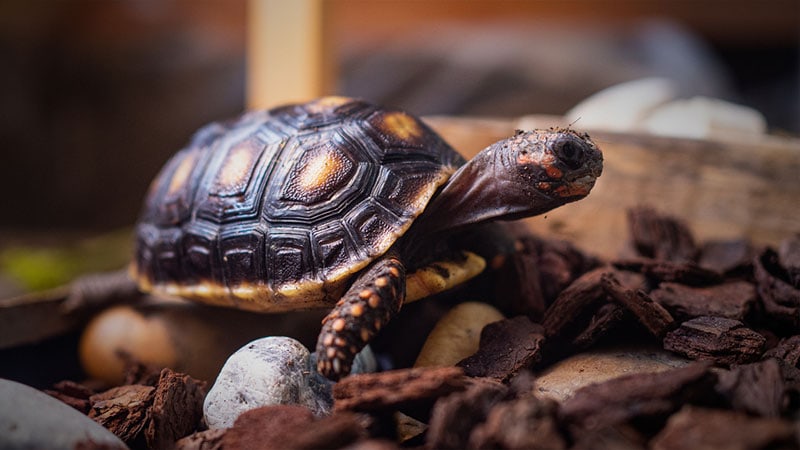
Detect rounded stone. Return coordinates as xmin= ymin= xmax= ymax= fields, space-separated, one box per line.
xmin=79 ymin=304 xmax=324 ymax=386
xmin=533 ymin=345 xmax=691 ymax=403
xmin=203 ymin=336 xmax=376 ymax=429
xmin=0 ymin=378 xmax=127 ymax=450
xmin=414 ymin=301 xmax=505 ymax=368
xmin=79 ymin=305 xmax=178 ymax=386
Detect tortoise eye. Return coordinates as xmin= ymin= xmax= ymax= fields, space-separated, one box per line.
xmin=553 ymin=137 xmax=586 ymax=170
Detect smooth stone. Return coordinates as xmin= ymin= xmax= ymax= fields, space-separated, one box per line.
xmin=533 ymin=346 xmax=691 ymax=403
xmin=0 ymin=378 xmax=127 ymax=450
xmin=564 ymin=77 xmax=678 ymax=132
xmin=79 ymin=303 xmax=325 ymax=386
xmin=204 ymin=336 xmax=375 ymax=429
xmin=414 ymin=301 xmax=505 ymax=368
xmin=642 ymin=96 xmax=767 ymax=140
xmin=79 ymin=305 xmax=178 ymax=386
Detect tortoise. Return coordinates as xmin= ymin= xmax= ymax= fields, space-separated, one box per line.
xmin=132 ymin=96 xmax=603 ymax=380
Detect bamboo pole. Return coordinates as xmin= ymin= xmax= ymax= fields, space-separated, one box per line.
xmin=247 ymin=0 xmax=328 ymax=110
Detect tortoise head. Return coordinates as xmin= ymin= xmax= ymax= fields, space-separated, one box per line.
xmin=505 ymin=129 xmax=603 ymax=211
xmin=418 ymin=128 xmax=603 ymax=232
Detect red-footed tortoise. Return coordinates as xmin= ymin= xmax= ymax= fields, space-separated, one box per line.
xmin=131 ymin=96 xmax=603 ymax=380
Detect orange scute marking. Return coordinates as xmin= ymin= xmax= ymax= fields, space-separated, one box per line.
xmin=167 ymin=152 xmax=197 ymax=196
xmin=382 ymin=112 xmax=423 ymax=140
xmin=306 ymin=96 xmax=352 ymax=113
xmin=297 ymin=149 xmax=347 ymax=191
xmin=217 ymin=143 xmax=257 ymax=190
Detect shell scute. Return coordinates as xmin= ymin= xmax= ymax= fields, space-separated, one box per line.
xmin=280 ymin=138 xmax=357 ymax=205
xmin=219 ymin=225 xmax=266 ymax=285
xmin=194 ymin=135 xmax=278 ymax=224
xmin=365 ymin=110 xmax=428 ymax=150
xmin=150 ymin=228 xmax=183 ymax=282
xmin=268 ymin=233 xmax=310 ymax=286
xmin=209 ymin=137 xmax=265 ymax=198
xmin=185 ymin=244 xmax=212 ymax=281
xmin=316 ymin=235 xmax=349 ymax=276
xmin=347 ymin=201 xmax=399 ymax=260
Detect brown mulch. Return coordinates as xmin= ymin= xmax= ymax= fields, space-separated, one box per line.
xmin=44 ymin=207 xmax=800 ymax=449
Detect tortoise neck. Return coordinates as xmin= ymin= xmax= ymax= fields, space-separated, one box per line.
xmin=413 ymin=140 xmax=563 ymax=234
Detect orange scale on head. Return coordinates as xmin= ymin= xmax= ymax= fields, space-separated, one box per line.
xmin=557 ymin=183 xmax=592 ymax=198
xmin=545 ymin=165 xmax=563 ymax=180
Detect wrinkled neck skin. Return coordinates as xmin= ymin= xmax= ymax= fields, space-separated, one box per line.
xmin=413 ymin=140 xmax=575 ymax=235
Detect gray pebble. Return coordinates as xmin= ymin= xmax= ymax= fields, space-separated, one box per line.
xmin=203 ymin=336 xmax=376 ymax=429
xmin=0 ymin=378 xmax=127 ymax=450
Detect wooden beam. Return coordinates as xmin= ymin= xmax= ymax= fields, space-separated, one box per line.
xmin=247 ymin=0 xmax=328 ymax=110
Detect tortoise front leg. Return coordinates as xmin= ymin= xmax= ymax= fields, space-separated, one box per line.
xmin=316 ymin=254 xmax=406 ymax=380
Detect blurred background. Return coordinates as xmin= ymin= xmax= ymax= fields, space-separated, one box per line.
xmin=0 ymin=0 xmax=797 ymax=232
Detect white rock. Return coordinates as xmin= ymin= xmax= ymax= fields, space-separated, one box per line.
xmin=0 ymin=378 xmax=127 ymax=449
xmin=565 ymin=77 xmax=678 ymax=132
xmin=641 ymin=96 xmax=767 ymax=140
xmin=203 ymin=336 xmax=376 ymax=429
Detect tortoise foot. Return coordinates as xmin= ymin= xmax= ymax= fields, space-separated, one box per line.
xmin=316 ymin=255 xmax=405 ymax=380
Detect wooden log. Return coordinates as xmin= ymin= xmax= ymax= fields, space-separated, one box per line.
xmin=424 ymin=115 xmax=800 ymax=259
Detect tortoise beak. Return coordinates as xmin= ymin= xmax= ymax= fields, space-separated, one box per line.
xmin=559 ymin=150 xmax=603 ymax=197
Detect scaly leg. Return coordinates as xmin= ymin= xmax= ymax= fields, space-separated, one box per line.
xmin=316 ymin=255 xmax=405 ymax=380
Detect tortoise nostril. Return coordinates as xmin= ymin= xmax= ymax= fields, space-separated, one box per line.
xmin=554 ymin=138 xmax=585 ymax=169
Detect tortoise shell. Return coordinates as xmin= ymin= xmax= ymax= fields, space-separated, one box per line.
xmin=133 ymin=97 xmax=465 ymax=311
